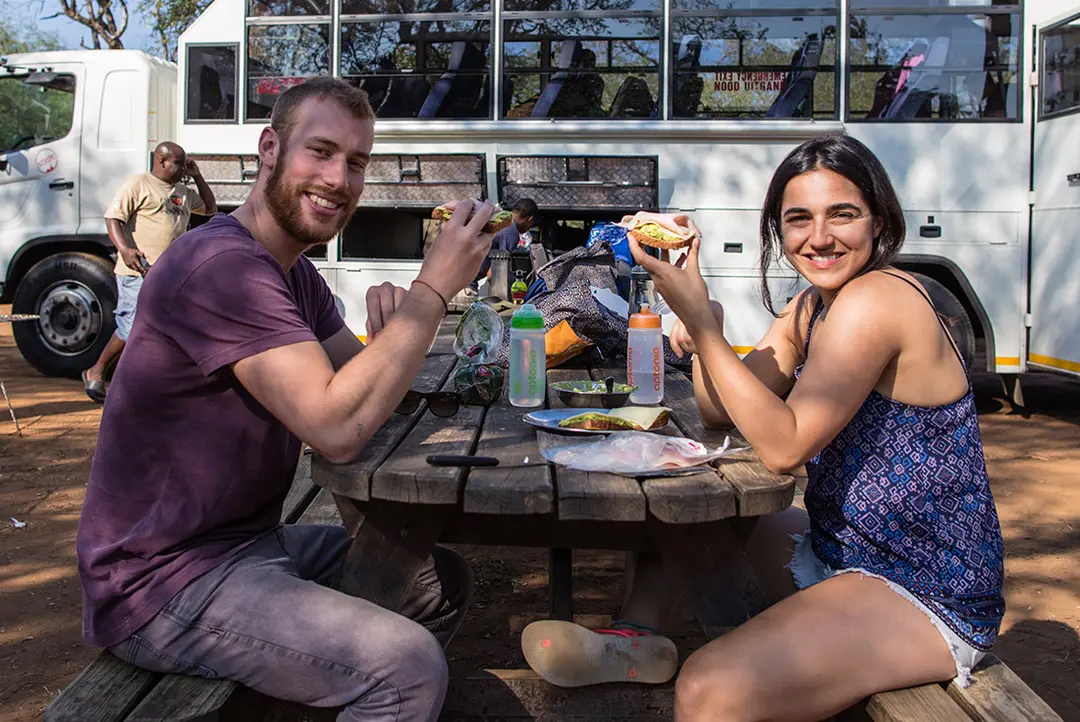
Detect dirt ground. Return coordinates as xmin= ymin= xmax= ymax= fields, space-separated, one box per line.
xmin=2 ymin=304 xmax=1079 ymax=721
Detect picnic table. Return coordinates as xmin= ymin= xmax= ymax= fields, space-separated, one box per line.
xmin=310 ymin=318 xmax=795 ymax=639
xmin=45 ymin=315 xmax=1064 ymax=722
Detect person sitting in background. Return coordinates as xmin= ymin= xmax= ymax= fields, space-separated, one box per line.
xmin=474 ymin=197 xmax=539 ymax=287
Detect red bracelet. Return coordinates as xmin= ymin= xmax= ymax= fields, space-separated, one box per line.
xmin=412 ymin=279 xmax=449 ymax=314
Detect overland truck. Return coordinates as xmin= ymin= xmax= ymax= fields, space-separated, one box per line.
xmin=2 ymin=0 xmax=1078 ymax=403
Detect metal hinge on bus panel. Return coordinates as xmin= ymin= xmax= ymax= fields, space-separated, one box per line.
xmin=1024 ymin=313 xmax=1033 ymax=328
xmin=1028 ymin=191 xmax=1037 ymax=205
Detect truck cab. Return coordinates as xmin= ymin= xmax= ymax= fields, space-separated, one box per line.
xmin=0 ymin=50 xmax=176 ymax=377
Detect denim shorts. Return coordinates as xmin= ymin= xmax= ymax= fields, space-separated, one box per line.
xmin=787 ymin=532 xmax=986 ymax=687
xmin=114 ymin=275 xmax=144 ymax=341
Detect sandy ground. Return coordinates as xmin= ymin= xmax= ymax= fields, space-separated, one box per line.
xmin=1 ymin=304 xmax=1078 ymax=721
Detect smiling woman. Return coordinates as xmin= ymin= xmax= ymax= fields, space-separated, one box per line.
xmin=758 ymin=133 xmax=905 ymax=314
xmin=614 ymin=133 xmax=1006 ymax=722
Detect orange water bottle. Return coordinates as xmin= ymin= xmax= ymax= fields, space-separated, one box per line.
xmin=627 ymin=306 xmax=663 ymax=405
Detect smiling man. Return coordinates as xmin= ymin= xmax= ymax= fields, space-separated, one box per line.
xmin=76 ymin=78 xmax=495 ymax=722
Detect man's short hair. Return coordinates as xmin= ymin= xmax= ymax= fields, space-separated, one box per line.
xmin=270 ymin=78 xmax=374 ymax=147
xmin=512 ymin=198 xmax=538 ymax=218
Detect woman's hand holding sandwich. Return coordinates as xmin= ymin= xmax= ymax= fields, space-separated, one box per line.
xmin=628 ymin=234 xmax=719 ymax=339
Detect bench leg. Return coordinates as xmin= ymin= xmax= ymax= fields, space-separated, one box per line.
xmin=332 ymin=496 xmax=448 ymax=612
xmin=650 ymin=518 xmax=769 ymax=640
xmin=549 ymin=548 xmax=574 ymax=621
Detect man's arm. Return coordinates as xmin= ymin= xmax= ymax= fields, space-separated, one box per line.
xmin=186 ymin=159 xmax=217 ymax=215
xmin=106 ymin=218 xmax=148 ymax=275
xmin=321 ymin=325 xmax=365 ymax=371
xmin=232 ymin=200 xmax=496 ymax=464
xmin=233 ymin=286 xmax=444 ymax=463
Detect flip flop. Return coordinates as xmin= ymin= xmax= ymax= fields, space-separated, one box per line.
xmin=521 ymin=620 xmax=678 ymax=687
xmin=82 ymin=369 xmax=106 ymax=404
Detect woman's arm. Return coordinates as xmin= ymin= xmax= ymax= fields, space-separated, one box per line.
xmin=633 ymin=238 xmax=900 ymax=474
xmin=690 ymin=279 xmax=898 ymax=472
xmin=692 ymin=292 xmax=816 ymax=428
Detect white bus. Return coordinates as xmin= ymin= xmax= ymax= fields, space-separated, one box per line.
xmin=175 ymin=0 xmax=1080 ymax=395
xmin=2 ymin=1 xmax=1077 ymax=393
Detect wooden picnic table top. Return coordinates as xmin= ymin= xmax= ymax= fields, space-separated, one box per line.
xmin=312 ymin=315 xmax=793 ymax=531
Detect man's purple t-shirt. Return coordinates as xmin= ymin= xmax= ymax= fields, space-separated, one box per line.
xmin=78 ymin=214 xmax=344 ymax=647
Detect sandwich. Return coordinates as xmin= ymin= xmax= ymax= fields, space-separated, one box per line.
xmin=432 ymin=200 xmax=513 ymax=234
xmin=617 ymin=212 xmax=700 ymax=250
xmin=558 ymin=406 xmax=671 ymax=432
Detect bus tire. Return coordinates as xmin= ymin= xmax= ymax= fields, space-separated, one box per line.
xmin=11 ymin=253 xmax=118 ymax=379
xmin=912 ymin=272 xmax=976 ymax=373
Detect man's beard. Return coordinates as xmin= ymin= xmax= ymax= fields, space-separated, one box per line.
xmin=265 ymin=156 xmax=357 ymax=248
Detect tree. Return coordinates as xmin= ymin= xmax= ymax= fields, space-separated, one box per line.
xmin=0 ymin=10 xmax=63 ymax=53
xmin=41 ymin=0 xmax=128 ymax=49
xmin=140 ymin=0 xmax=211 ymax=61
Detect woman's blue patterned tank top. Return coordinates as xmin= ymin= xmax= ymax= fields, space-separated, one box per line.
xmin=798 ymin=280 xmax=1005 ymax=650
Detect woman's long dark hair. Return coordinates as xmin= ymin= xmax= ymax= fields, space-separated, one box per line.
xmin=759 ymin=134 xmax=905 ymax=315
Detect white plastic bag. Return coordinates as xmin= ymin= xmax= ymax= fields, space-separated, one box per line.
xmin=538 ymin=431 xmax=734 ymax=477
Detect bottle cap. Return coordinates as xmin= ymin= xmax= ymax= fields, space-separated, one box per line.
xmin=511 ymin=303 xmax=545 ymax=329
xmin=629 ymin=305 xmax=661 ymax=329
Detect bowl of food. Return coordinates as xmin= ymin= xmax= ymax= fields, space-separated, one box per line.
xmin=549 ymin=377 xmax=636 ymax=409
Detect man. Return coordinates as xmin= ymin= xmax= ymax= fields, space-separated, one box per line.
xmin=81 ymin=142 xmax=216 ymax=402
xmin=475 ymin=197 xmax=538 ymax=283
xmin=76 ymin=78 xmax=495 ymax=721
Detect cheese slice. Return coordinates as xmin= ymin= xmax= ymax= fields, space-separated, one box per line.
xmin=559 ymin=406 xmax=671 ymax=431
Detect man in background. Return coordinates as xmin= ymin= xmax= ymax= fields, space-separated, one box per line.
xmin=81 ymin=141 xmax=216 ymax=402
xmin=475 ymin=197 xmax=538 ymax=285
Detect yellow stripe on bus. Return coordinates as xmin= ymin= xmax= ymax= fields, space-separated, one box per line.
xmin=994 ymin=357 xmax=1021 ymax=367
xmin=1029 ymin=354 xmax=1080 ymax=374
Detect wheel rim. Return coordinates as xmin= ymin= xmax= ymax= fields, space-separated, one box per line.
xmin=34 ymin=281 xmax=106 ymax=356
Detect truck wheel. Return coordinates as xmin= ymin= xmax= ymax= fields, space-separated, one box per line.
xmin=11 ymin=253 xmax=117 ymax=379
xmin=912 ymin=272 xmax=976 ymax=373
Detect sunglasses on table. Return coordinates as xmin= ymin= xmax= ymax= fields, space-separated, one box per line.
xmin=394 ymin=390 xmax=461 ymax=418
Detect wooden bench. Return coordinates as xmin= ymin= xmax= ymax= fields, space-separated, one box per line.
xmin=44 ymin=454 xmax=322 ymax=722
xmin=852 ymin=654 xmax=1063 ymax=722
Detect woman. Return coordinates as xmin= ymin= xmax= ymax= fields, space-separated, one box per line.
xmin=630 ymin=134 xmax=1005 ymax=721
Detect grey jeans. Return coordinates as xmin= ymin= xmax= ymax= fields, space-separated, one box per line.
xmin=109 ymin=525 xmax=473 ymax=722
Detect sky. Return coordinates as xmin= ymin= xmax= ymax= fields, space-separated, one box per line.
xmin=3 ymin=0 xmax=158 ymax=55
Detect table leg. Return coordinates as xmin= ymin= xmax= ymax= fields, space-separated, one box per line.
xmin=649 ymin=518 xmax=769 ymax=640
xmin=549 ymin=548 xmax=574 ymax=621
xmin=332 ymin=495 xmax=448 ymax=612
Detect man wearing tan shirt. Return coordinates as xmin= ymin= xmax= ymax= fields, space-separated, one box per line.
xmin=82 ymin=142 xmax=216 ymax=402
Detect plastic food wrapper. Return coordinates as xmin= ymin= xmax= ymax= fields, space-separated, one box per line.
xmin=453 ymin=303 xmax=506 ymax=405
xmin=538 ymin=431 xmax=737 ymax=478
xmin=454 ymin=302 xmax=504 ymax=362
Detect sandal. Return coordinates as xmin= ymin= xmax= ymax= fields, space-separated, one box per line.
xmin=521 ymin=619 xmax=678 ymax=687
xmin=82 ymin=369 xmax=106 ymax=404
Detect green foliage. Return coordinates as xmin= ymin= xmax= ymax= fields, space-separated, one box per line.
xmin=0 ymin=12 xmax=64 ymax=54
xmin=0 ymin=75 xmax=76 ymax=154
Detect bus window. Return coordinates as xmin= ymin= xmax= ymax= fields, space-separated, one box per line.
xmin=340 ymin=19 xmax=492 ymax=119
xmin=502 ymin=0 xmax=662 ymax=120
xmin=186 ymin=45 xmax=237 ymax=122
xmin=340 ymin=210 xmax=426 ymax=260
xmin=1041 ymin=15 xmax=1080 ymax=118
xmin=670 ymin=5 xmax=839 ymax=119
xmin=248 ymin=0 xmax=330 ymax=17
xmin=245 ymin=24 xmax=330 ymax=120
xmin=848 ymin=4 xmax=1021 ymax=121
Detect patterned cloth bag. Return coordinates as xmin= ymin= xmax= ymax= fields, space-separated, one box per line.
xmin=495 ymin=242 xmax=690 ymax=371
